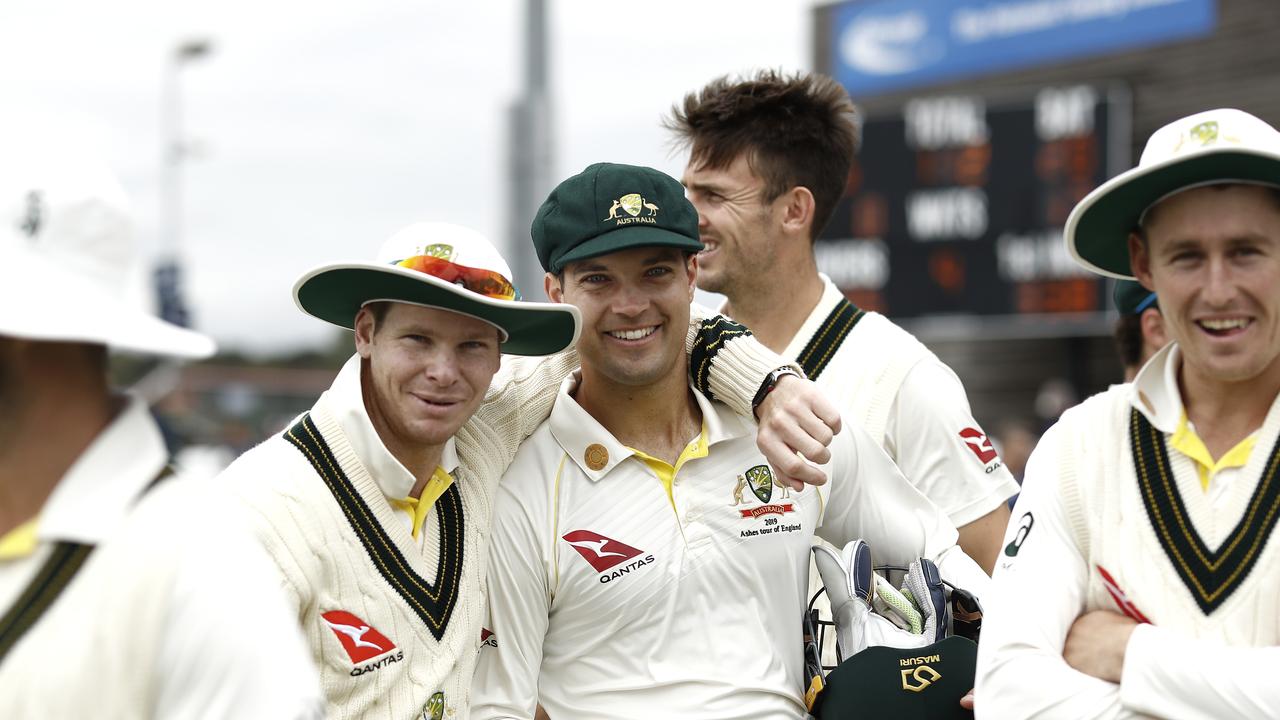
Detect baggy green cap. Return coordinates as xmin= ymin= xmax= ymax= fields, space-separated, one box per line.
xmin=531 ymin=162 xmax=703 ymax=274
xmin=813 ymin=636 xmax=977 ymax=719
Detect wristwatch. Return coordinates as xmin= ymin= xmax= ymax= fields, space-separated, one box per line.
xmin=752 ymin=366 xmax=806 ymax=411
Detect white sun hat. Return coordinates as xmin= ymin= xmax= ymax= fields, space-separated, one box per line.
xmin=0 ymin=139 xmax=216 ymax=359
xmin=1066 ymin=108 xmax=1280 ymax=279
xmin=293 ymin=222 xmax=580 ymax=356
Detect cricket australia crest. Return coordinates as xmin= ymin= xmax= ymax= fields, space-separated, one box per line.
xmin=746 ymin=464 xmax=773 ymax=503
xmin=421 ymin=243 xmax=455 ymax=261
xmin=603 ymin=193 xmax=660 ymax=225
xmin=1189 ymin=120 xmax=1219 ymax=146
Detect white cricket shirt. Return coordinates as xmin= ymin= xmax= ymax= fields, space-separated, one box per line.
xmin=472 ymin=373 xmax=989 ymax=720
xmin=779 ymin=276 xmax=1018 ymax=526
xmin=0 ymin=396 xmax=322 ymax=718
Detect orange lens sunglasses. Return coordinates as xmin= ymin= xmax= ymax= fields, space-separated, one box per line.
xmin=393 ymin=255 xmax=521 ymax=301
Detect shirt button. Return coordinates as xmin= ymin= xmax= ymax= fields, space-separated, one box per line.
xmin=685 ymin=509 xmax=699 ymax=523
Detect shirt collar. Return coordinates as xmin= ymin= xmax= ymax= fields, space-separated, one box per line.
xmin=781 ymin=274 xmax=846 ymax=359
xmin=318 ymin=354 xmax=459 ymax=502
xmin=38 ymin=395 xmax=169 ymax=545
xmin=548 ymin=370 xmax=752 ymax=482
xmin=1131 ymin=342 xmax=1190 ymax=433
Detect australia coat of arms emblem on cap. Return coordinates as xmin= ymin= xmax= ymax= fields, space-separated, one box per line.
xmin=603 ymin=193 xmax=659 ymax=222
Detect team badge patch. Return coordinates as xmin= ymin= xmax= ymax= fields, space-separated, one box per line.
xmin=603 ymin=193 xmax=659 ymax=223
xmin=321 ymin=610 xmax=396 ymax=663
xmin=421 ymin=243 xmax=455 ymax=261
xmin=422 ymin=691 xmax=446 ymax=720
xmin=746 ymin=464 xmax=774 ymax=503
xmin=1189 ymin=120 xmax=1219 ymax=146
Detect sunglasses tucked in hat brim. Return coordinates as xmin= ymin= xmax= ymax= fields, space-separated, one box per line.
xmin=0 ymin=247 xmax=215 ymax=359
xmin=551 ymin=224 xmax=704 ymax=274
xmin=294 ymin=262 xmax=580 ymax=356
xmin=1066 ymin=148 xmax=1280 ymax=279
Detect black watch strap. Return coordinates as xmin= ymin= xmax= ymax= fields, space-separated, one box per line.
xmin=752 ymin=366 xmax=804 ymax=410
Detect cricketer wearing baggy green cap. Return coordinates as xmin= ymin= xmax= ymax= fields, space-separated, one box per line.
xmin=531 ymin=162 xmax=703 ymax=273
xmin=472 ymin=160 xmax=991 ymax=719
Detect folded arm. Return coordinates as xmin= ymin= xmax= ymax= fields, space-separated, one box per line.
xmin=976 ymin=425 xmax=1141 ymax=719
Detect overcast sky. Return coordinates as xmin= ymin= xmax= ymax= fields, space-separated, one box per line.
xmin=1 ymin=0 xmax=814 ymax=354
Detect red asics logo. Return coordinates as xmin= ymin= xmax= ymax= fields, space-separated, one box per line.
xmin=959 ymin=427 xmax=998 ymax=464
xmin=562 ymin=530 xmax=643 ymax=572
xmin=321 ymin=610 xmax=396 ymax=664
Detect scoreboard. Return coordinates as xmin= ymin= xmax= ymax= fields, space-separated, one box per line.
xmin=817 ymin=84 xmax=1128 ymax=324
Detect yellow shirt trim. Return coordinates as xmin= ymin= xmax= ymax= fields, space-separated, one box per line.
xmin=1169 ymin=411 xmax=1257 ymax=492
xmin=628 ymin=424 xmax=710 ymax=510
xmin=0 ymin=518 xmax=40 ymax=561
xmin=388 ymin=467 xmax=455 ymax=539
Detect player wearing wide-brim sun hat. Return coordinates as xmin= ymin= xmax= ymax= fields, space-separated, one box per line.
xmin=0 ymin=136 xmax=324 ymax=716
xmin=0 ymin=142 xmax=214 ymax=358
xmin=294 ymin=222 xmax=579 ymax=356
xmin=1066 ymin=108 xmax=1280 ymax=280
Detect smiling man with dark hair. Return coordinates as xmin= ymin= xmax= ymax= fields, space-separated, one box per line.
xmin=472 ymin=163 xmax=988 ymax=719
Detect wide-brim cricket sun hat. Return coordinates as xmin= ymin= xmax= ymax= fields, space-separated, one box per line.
xmin=0 ymin=139 xmax=215 ymax=359
xmin=294 ymin=222 xmax=580 ymax=356
xmin=1066 ymin=108 xmax=1280 ymax=279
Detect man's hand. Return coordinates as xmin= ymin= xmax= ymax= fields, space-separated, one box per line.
xmin=1064 ymin=610 xmax=1138 ymax=683
xmin=754 ymin=375 xmax=842 ymax=490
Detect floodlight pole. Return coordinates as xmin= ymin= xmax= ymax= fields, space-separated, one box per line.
xmin=157 ymin=38 xmax=212 ymax=328
xmin=507 ymin=0 xmax=552 ymax=298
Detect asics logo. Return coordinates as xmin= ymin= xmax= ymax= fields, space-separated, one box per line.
xmin=562 ymin=530 xmax=643 ymax=572
xmin=321 ymin=610 xmax=396 ymax=664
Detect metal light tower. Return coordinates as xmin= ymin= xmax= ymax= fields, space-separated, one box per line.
xmin=156 ymin=38 xmax=213 ymax=328
xmin=507 ymin=0 xmax=552 ymax=299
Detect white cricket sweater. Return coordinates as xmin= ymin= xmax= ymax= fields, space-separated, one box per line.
xmin=978 ymin=343 xmax=1280 ymax=719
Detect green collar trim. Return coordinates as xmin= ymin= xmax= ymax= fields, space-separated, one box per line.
xmin=798 ymin=298 xmax=864 ymax=381
xmin=285 ymin=414 xmax=464 ymax=640
xmin=1130 ymin=408 xmax=1280 ymax=614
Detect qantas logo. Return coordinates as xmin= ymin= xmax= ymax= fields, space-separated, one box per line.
xmin=563 ymin=530 xmax=655 ymax=583
xmin=959 ymin=427 xmax=999 ymax=465
xmin=563 ymin=530 xmax=643 ymax=572
xmin=322 ymin=610 xmax=396 ymax=664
